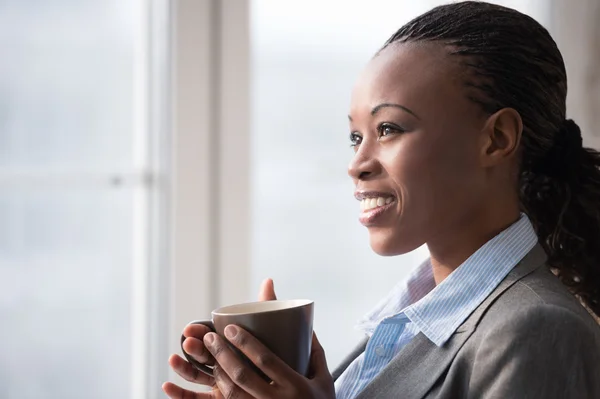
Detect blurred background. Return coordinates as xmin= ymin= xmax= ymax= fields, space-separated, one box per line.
xmin=0 ymin=0 xmax=598 ymax=398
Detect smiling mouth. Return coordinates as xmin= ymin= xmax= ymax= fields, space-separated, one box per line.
xmin=355 ymin=191 xmax=397 ymax=226
xmin=360 ymin=196 xmax=394 ymax=211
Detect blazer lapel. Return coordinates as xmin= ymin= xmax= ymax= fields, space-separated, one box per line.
xmin=354 ymin=330 xmax=470 ymax=399
xmin=355 ymin=244 xmax=548 ymax=399
xmin=332 ymin=336 xmax=369 ymax=381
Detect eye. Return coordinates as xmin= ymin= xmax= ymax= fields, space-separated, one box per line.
xmin=377 ymin=123 xmax=405 ymax=138
xmin=349 ymin=132 xmax=362 ymax=147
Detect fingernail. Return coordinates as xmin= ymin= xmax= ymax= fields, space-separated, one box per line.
xmin=224 ymin=325 xmax=238 ymax=339
xmin=204 ymin=332 xmax=215 ymax=346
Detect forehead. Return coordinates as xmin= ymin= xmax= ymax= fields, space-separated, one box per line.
xmin=350 ymin=42 xmax=467 ymax=116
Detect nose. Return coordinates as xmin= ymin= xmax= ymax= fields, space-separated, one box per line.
xmin=348 ymin=146 xmax=381 ymax=182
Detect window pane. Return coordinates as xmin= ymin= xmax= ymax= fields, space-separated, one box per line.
xmin=0 ymin=1 xmax=146 ymax=398
xmin=0 ymin=0 xmax=136 ymax=169
xmin=250 ymin=0 xmax=550 ymax=367
xmin=0 ymin=187 xmax=133 ymax=399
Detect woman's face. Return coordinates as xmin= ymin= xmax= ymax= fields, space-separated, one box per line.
xmin=348 ymin=42 xmax=490 ymax=256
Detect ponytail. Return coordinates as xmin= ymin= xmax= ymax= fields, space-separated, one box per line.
xmin=521 ymin=120 xmax=600 ymax=316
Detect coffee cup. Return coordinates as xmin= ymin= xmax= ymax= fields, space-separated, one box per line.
xmin=181 ymin=299 xmax=314 ymax=378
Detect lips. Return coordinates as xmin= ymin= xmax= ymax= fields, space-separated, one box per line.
xmin=355 ymin=191 xmax=397 ymax=226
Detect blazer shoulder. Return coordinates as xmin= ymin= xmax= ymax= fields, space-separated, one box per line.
xmin=477 ymin=265 xmax=600 ymax=338
xmin=462 ymin=298 xmax=600 ymax=399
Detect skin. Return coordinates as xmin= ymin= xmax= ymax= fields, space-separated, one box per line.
xmin=164 ymin=41 xmax=524 ymax=398
xmin=349 ymin=42 xmax=522 ymax=283
xmin=163 ymin=279 xmax=335 ymax=399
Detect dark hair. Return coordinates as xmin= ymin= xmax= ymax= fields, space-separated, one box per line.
xmin=383 ymin=1 xmax=600 ymax=317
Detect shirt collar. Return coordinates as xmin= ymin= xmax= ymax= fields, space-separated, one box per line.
xmin=356 ymin=213 xmax=538 ymax=346
xmin=356 ymin=257 xmax=435 ymax=335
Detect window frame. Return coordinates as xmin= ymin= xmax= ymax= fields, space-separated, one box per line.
xmin=167 ymin=0 xmax=251 ymax=393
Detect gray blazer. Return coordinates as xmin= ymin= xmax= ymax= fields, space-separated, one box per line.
xmin=332 ymin=245 xmax=600 ymax=398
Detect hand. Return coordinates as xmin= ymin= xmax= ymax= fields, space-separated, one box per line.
xmin=203 ymin=326 xmax=335 ymax=399
xmin=163 ymin=279 xmax=278 ymax=398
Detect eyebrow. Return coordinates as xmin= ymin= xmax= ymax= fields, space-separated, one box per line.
xmin=372 ymin=103 xmax=420 ymax=119
xmin=348 ymin=102 xmax=420 ymax=121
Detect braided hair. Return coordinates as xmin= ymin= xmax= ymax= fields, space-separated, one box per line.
xmin=383 ymin=1 xmax=600 ymax=317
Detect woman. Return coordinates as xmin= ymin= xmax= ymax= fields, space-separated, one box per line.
xmin=163 ymin=2 xmax=600 ymax=398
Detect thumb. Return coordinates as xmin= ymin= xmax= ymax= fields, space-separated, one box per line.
xmin=309 ymin=332 xmax=330 ymax=380
xmin=257 ymin=278 xmax=277 ymax=301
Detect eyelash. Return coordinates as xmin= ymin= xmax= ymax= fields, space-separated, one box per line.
xmin=349 ymin=132 xmax=362 ymax=147
xmin=377 ymin=122 xmax=405 ymax=137
xmin=349 ymin=123 xmax=405 ymax=147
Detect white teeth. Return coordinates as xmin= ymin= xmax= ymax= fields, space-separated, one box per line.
xmin=359 ymin=197 xmax=394 ymax=211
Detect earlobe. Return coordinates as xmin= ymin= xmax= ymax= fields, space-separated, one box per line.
xmin=481 ymin=108 xmax=522 ymax=167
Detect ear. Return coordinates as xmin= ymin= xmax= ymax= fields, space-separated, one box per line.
xmin=479 ymin=108 xmax=523 ymax=168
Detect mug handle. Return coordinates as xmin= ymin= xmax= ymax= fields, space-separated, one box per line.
xmin=180 ymin=320 xmax=216 ymax=377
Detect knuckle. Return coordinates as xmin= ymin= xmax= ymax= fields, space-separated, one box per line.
xmin=183 ymin=365 xmax=199 ymax=381
xmin=234 ymin=331 xmax=248 ymax=347
xmin=230 ymin=366 xmax=249 ymax=385
xmin=255 ymin=353 xmax=274 ymax=369
xmin=224 ymin=391 xmax=239 ymax=399
xmin=210 ymin=342 xmax=225 ymax=359
xmin=214 ymin=366 xmax=244 ymax=399
xmin=223 ymin=386 xmax=242 ymax=399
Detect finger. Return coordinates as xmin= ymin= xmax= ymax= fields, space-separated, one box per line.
xmin=223 ymin=325 xmax=298 ymax=385
xmin=183 ymin=323 xmax=213 ymax=339
xmin=182 ymin=337 xmax=215 ymax=365
xmin=169 ymin=354 xmax=216 ymax=386
xmin=204 ymin=332 xmax=273 ymax=397
xmin=257 ymin=278 xmax=277 ymax=301
xmin=213 ymin=365 xmax=255 ymax=399
xmin=162 ymin=381 xmax=214 ymax=399
xmin=183 ymin=324 xmax=215 ymax=365
xmin=308 ymin=332 xmax=330 ymax=380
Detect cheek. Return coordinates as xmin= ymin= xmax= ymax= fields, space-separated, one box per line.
xmin=429 ymin=140 xmax=477 ymax=181
xmin=384 ymin=134 xmax=479 ymax=210
xmin=370 ymin=136 xmax=479 ymax=255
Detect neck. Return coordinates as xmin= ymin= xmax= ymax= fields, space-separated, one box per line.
xmin=427 ymin=206 xmax=520 ymax=285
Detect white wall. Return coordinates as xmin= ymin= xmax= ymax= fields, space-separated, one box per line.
xmin=551 ymin=0 xmax=600 ymax=149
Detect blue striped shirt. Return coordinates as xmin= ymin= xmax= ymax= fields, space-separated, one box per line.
xmin=335 ymin=214 xmax=538 ymax=398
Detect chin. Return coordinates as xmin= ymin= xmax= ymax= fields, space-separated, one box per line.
xmin=368 ymin=229 xmax=423 ymax=256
